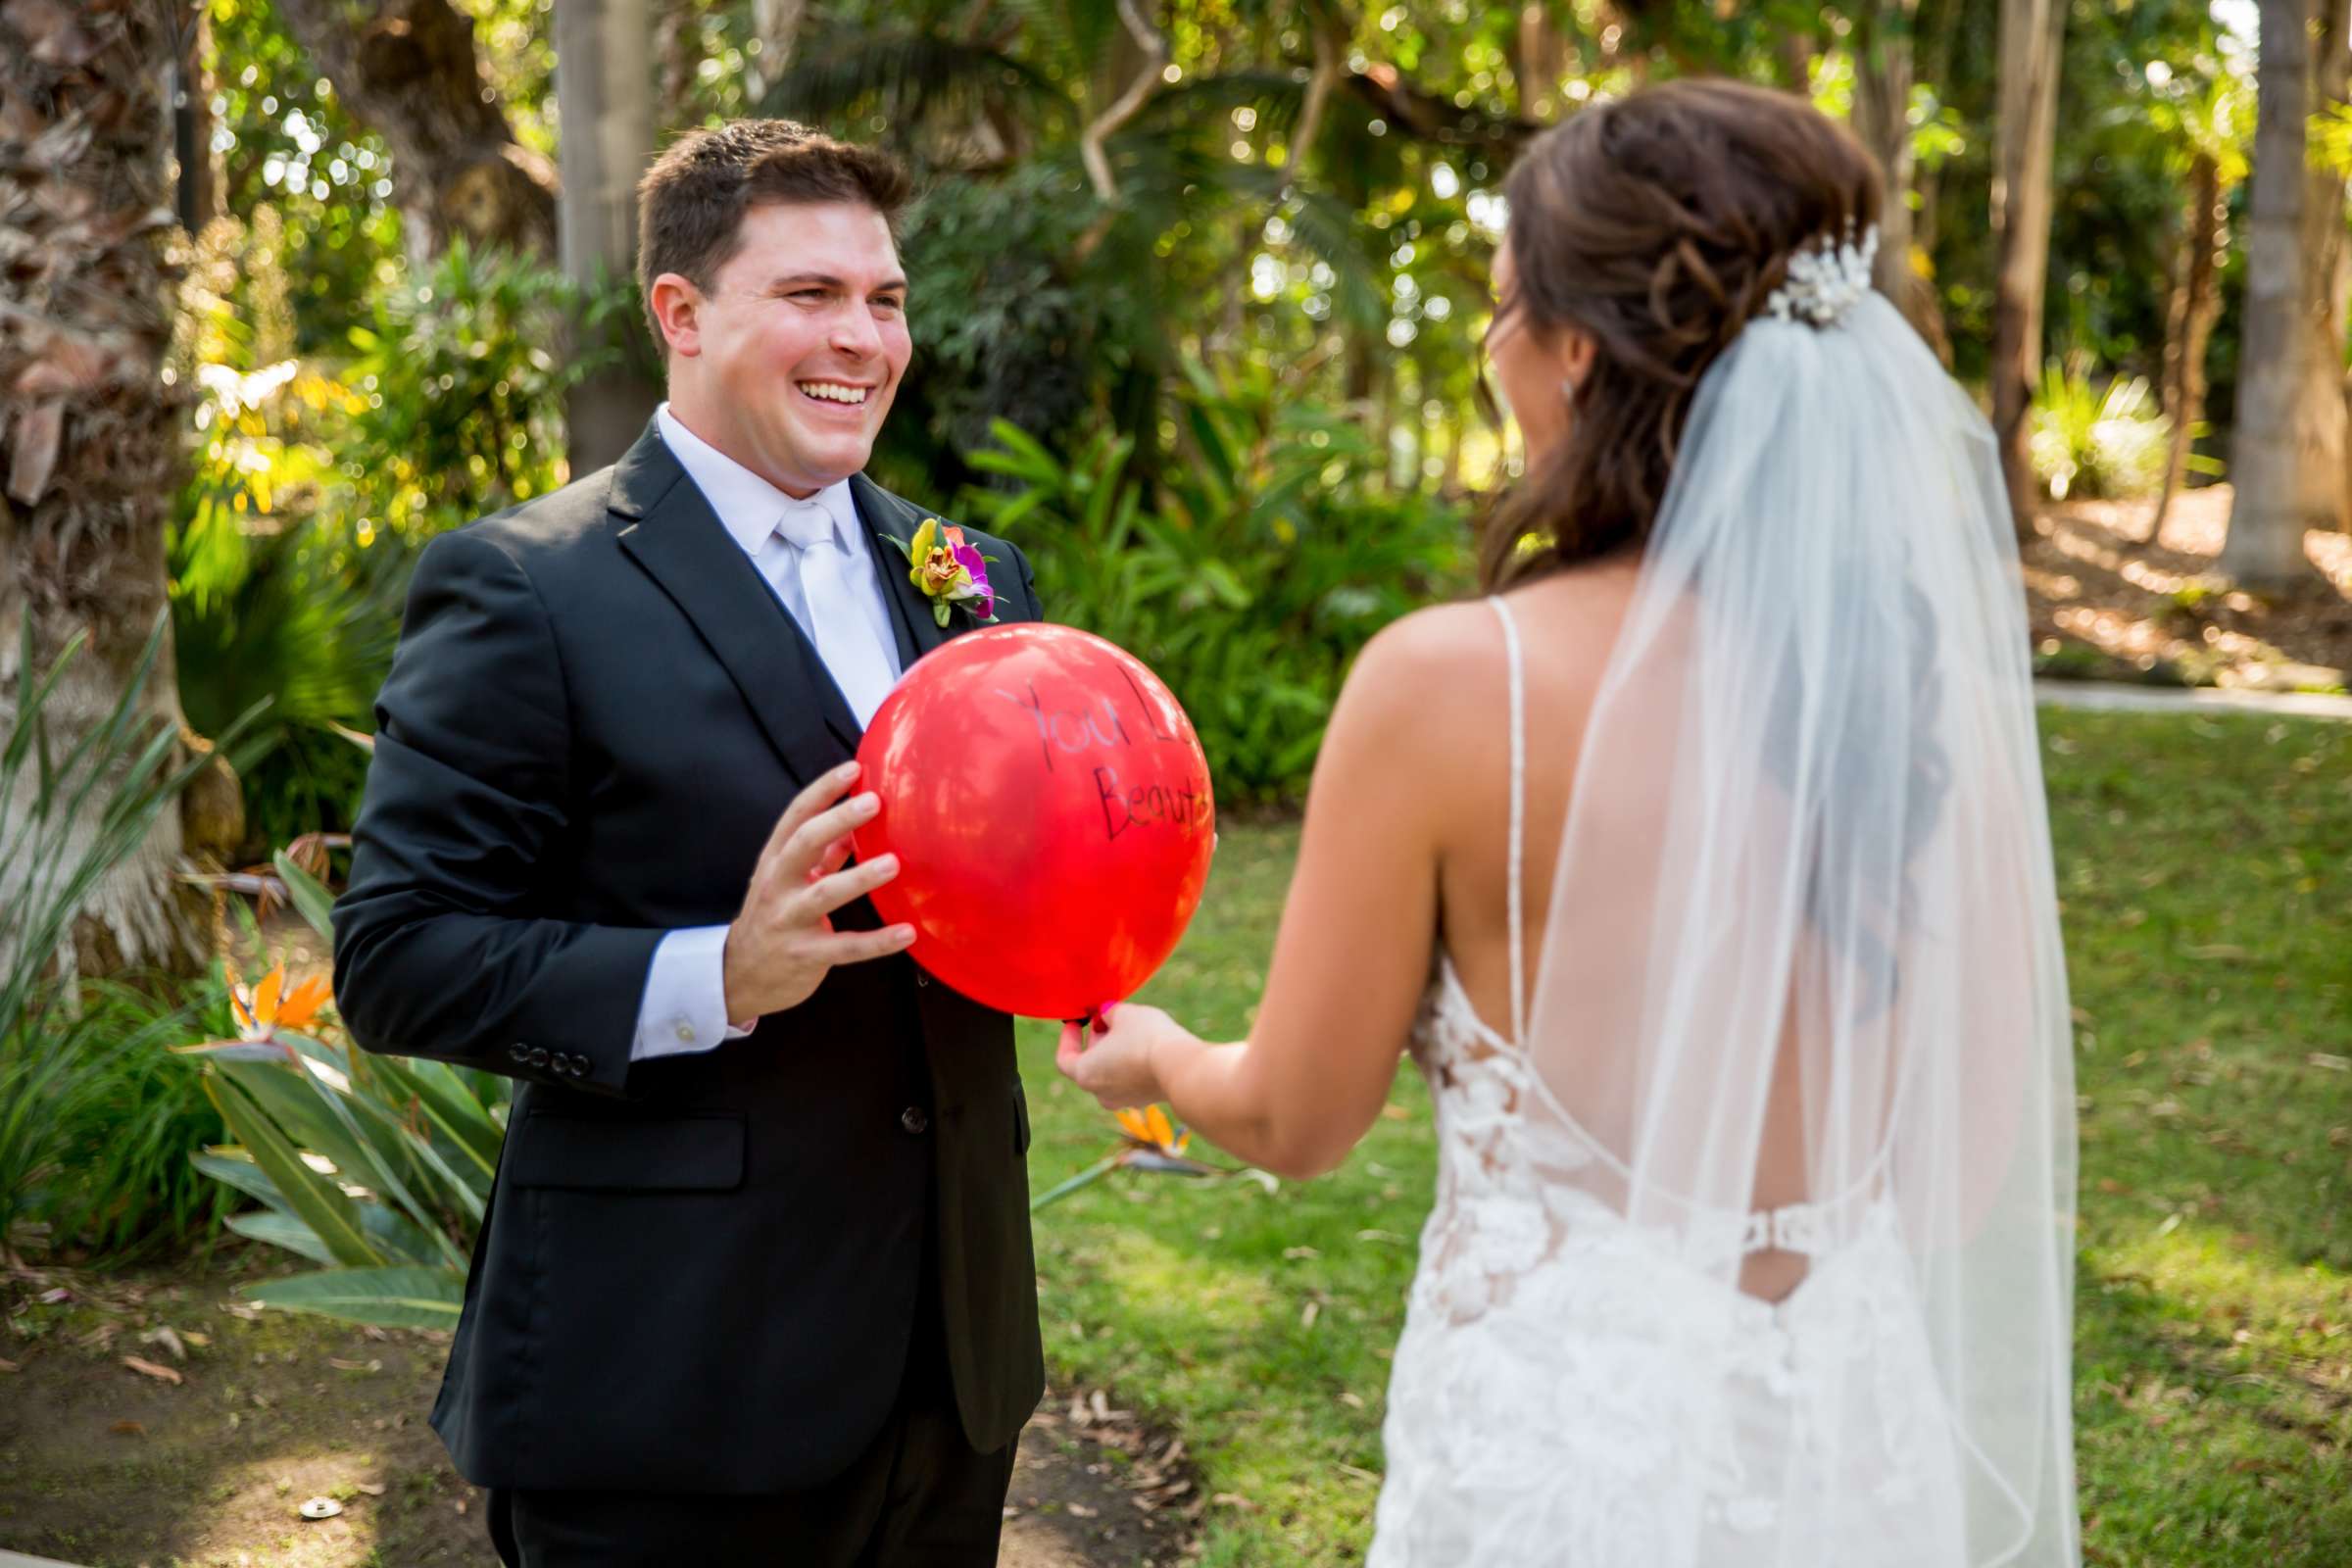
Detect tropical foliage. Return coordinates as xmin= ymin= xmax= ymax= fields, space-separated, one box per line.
xmin=178 ymin=862 xmax=504 ymax=1331
xmin=2030 ymin=359 xmax=2179 ymax=502
xmin=0 ymin=623 xmax=256 ymax=1256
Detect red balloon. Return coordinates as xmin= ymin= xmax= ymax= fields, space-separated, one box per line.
xmin=851 ymin=623 xmax=1216 ymax=1020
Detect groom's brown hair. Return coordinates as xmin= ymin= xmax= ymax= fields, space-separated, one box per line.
xmin=635 ymin=120 xmax=913 ymax=356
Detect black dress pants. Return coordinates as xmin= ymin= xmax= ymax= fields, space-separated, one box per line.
xmin=489 ymin=1231 xmax=1018 ymax=1565
xmin=486 ymin=1393 xmax=1016 ymax=1567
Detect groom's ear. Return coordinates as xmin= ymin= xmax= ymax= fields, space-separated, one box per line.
xmin=648 ymin=272 xmax=705 ymax=361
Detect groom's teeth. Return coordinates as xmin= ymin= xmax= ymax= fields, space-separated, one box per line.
xmin=799 ymin=382 xmax=868 ymax=405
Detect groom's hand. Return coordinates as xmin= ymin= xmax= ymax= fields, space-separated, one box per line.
xmin=722 ymin=760 xmax=916 ymax=1020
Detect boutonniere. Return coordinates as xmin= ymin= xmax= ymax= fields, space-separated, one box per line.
xmin=887 ymin=517 xmax=999 ymax=628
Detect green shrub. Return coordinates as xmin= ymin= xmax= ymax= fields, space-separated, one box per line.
xmin=334 ymin=239 xmax=625 ymax=546
xmin=2030 ymin=358 xmax=2174 ymax=502
xmin=171 ymin=515 xmax=413 ymax=856
xmin=0 ymin=620 xmax=256 ymax=1256
xmin=170 ymin=239 xmax=627 ymax=848
xmin=21 ymin=980 xmax=236 ymax=1261
xmin=961 ymin=368 xmax=1470 ymax=801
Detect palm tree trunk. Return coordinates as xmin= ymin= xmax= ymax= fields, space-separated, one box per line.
xmin=2225 ymin=0 xmax=2320 ymax=587
xmin=1851 ymin=1 xmax=1920 ymax=302
xmin=1 ymin=0 xmax=213 ymax=979
xmin=2296 ymin=0 xmax=2350 ymax=533
xmin=2152 ymin=152 xmax=2225 ymax=538
xmin=1989 ymin=0 xmax=2067 ymax=539
xmin=555 ymin=0 xmax=662 ymax=473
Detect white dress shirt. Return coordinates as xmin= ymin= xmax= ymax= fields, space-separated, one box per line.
xmin=630 ymin=402 xmax=906 ymax=1062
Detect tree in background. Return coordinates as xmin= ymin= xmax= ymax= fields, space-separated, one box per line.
xmin=2292 ymin=0 xmax=2349 ymax=538
xmin=1 ymin=0 xmax=236 ymax=979
xmin=269 ymin=0 xmax=558 ymax=264
xmin=555 ymin=0 xmax=662 ymax=470
xmin=2148 ymin=55 xmax=2252 ymax=534
xmin=2227 ymin=0 xmax=2334 ymax=588
xmin=1990 ymin=0 xmax=2067 ymax=534
xmin=1850 ymin=0 xmax=1929 ymax=318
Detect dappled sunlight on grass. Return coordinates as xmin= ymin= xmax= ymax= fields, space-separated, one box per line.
xmin=2091 ymin=1219 xmax=2349 ymax=1390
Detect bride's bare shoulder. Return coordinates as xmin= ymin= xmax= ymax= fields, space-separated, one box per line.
xmin=1353 ymin=558 xmax=1642 ymax=694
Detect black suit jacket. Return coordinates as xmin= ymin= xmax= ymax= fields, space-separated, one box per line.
xmin=331 ymin=419 xmax=1047 ymax=1494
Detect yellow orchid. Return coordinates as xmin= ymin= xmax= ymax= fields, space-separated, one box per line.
xmin=892 ymin=517 xmax=997 ymax=627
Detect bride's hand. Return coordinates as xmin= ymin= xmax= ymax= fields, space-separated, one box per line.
xmin=1055 ymin=1002 xmax=1188 ymax=1111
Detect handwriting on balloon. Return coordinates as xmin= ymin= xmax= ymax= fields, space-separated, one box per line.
xmin=996 ymin=667 xmax=1187 ymax=773
xmin=1093 ymin=766 xmax=1212 ymax=841
xmin=995 ymin=670 xmax=1209 ymax=842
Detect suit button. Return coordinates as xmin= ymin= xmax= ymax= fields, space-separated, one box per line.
xmin=525 ymin=1047 xmax=548 ymax=1067
xmin=900 ymin=1105 xmax=930 ymax=1136
xmin=915 ymin=972 xmax=930 ymax=988
xmin=509 ymin=1046 xmax=527 ymax=1063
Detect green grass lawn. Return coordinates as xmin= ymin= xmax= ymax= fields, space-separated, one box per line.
xmin=1015 ymin=709 xmax=2352 ymax=1566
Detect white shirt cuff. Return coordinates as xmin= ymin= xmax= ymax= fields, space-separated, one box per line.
xmin=631 ymin=925 xmax=755 ymax=1061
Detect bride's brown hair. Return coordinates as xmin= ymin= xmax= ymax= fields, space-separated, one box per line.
xmin=1481 ymin=79 xmax=1883 ymax=591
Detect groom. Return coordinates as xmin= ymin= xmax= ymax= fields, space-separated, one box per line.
xmin=332 ymin=121 xmax=1045 ymax=1563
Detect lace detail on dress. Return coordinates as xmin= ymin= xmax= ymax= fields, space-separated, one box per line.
xmin=1366 ymin=599 xmax=1966 ymax=1567
xmin=1374 ymin=966 xmax=1962 ymax=1565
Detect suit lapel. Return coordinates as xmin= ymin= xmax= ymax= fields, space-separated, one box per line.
xmin=852 ymin=473 xmax=953 ymax=666
xmin=611 ymin=422 xmax=861 ymax=784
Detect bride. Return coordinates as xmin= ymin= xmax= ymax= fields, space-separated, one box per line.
xmin=1057 ymin=79 xmax=2079 ymax=1566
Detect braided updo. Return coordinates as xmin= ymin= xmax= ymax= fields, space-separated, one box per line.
xmin=1480 ymin=79 xmax=1884 ymax=590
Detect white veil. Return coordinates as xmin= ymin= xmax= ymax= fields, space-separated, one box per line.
xmin=1521 ymin=285 xmax=2079 ymax=1562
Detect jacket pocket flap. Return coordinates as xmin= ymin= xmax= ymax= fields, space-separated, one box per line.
xmin=509 ymin=1111 xmax=746 ymax=1192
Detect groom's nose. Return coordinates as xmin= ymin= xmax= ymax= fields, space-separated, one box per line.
xmin=829 ymin=304 xmax=884 ymax=361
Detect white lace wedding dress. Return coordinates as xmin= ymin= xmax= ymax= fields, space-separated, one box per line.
xmin=1368 ymin=603 xmax=1966 ymax=1567
xmin=1354 ymin=275 xmax=2076 ymax=1564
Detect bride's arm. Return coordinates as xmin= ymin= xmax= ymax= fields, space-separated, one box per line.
xmin=1060 ymin=607 xmax=1480 ymax=1179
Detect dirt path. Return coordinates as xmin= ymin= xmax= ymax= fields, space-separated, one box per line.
xmin=0 ymin=1259 xmax=1189 ymax=1567
xmin=2024 ymin=486 xmax=2352 ymax=689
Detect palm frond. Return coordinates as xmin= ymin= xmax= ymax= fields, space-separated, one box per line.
xmin=1280 ymin=184 xmax=1389 ymax=335
xmin=1136 ymin=68 xmax=1309 ymax=141
xmin=759 ymin=30 xmax=1075 ymax=141
xmin=994 ymin=0 xmax=1083 ymax=76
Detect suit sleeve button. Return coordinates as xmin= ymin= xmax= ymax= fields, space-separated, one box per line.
xmin=900 ymin=1105 xmax=930 ymax=1135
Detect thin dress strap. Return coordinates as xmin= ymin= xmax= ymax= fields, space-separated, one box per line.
xmin=1487 ymin=596 xmax=1528 ymax=1047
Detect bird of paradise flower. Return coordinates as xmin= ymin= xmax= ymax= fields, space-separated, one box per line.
xmin=220 ymin=960 xmax=334 ymax=1045
xmin=1028 ymin=1102 xmax=1275 ymax=1211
